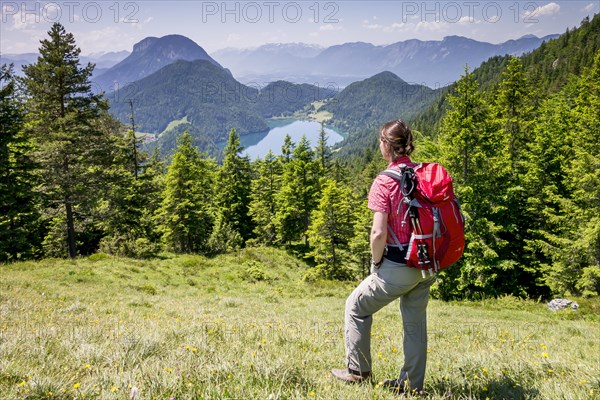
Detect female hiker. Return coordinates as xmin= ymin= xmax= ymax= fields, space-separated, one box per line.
xmin=331 ymin=119 xmax=435 ymax=395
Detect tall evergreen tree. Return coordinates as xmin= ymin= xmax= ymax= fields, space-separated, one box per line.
xmin=0 ymin=65 xmax=40 ymax=261
xmin=545 ymin=51 xmax=600 ymax=296
xmin=280 ymin=134 xmax=294 ymax=164
xmin=155 ymin=132 xmax=215 ymax=253
xmin=348 ymin=200 xmax=373 ymax=279
xmin=315 ymin=122 xmax=332 ymax=174
xmin=492 ymin=56 xmax=536 ymax=174
xmin=307 ymin=179 xmax=354 ymax=279
xmin=97 ymin=128 xmax=162 ymax=257
xmin=491 ymin=56 xmax=542 ymax=295
xmin=216 ymin=128 xmax=254 ymax=242
xmin=521 ymin=79 xmax=577 ymax=296
xmin=437 ymin=66 xmax=509 ymax=298
xmin=21 ymin=23 xmax=115 ymax=258
xmin=248 ymin=150 xmax=281 ymax=245
xmin=274 ymin=135 xmax=320 ymax=245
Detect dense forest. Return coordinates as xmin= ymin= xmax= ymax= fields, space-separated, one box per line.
xmin=1 ymin=18 xmax=599 ymax=300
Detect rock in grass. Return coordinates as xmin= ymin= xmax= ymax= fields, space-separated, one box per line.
xmin=547 ymin=298 xmax=579 ymax=311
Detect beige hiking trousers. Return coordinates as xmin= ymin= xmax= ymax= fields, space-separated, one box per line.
xmin=344 ymin=258 xmax=435 ymax=391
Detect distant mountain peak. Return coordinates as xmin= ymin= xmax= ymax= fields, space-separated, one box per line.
xmin=132 ymin=37 xmax=159 ymax=53
xmin=94 ymin=34 xmax=220 ymax=93
xmin=371 ymin=71 xmax=403 ymax=81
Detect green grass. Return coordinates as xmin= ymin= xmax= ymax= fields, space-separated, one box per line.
xmin=0 ymin=248 xmax=598 ymax=399
xmin=160 ymin=116 xmax=189 ymax=136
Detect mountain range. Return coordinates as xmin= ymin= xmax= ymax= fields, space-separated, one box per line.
xmin=2 ymin=31 xmax=559 ymax=156
xmin=211 ymin=35 xmax=559 ymax=88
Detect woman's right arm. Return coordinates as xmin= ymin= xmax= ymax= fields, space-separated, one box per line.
xmin=370 ymin=211 xmax=388 ymax=264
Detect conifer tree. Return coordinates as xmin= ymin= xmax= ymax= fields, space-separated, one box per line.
xmin=545 ymin=51 xmax=600 ymax=295
xmin=248 ymin=150 xmax=281 ymax=245
xmin=520 ymin=80 xmax=577 ymax=296
xmin=216 ymin=128 xmax=254 ymax=242
xmin=97 ymin=129 xmax=162 ymax=257
xmin=155 ymin=132 xmax=215 ymax=253
xmin=274 ymin=135 xmax=320 ymax=245
xmin=348 ymin=200 xmax=373 ymax=279
xmin=280 ymin=134 xmax=295 ymax=164
xmin=315 ymin=122 xmax=332 ymax=174
xmin=493 ymin=56 xmax=536 ymax=174
xmin=21 ymin=23 xmax=115 ymax=258
xmin=437 ymin=66 xmax=509 ymax=298
xmin=491 ymin=56 xmax=542 ymax=295
xmin=307 ymin=179 xmax=354 ymax=279
xmin=0 ymin=65 xmax=40 ymax=261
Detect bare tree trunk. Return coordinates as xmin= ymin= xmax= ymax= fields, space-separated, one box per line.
xmin=65 ymin=199 xmax=76 ymax=258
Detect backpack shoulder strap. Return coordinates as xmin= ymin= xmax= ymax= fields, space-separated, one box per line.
xmin=379 ymin=169 xmax=403 ymax=182
xmin=379 ymin=166 xmax=416 ymax=198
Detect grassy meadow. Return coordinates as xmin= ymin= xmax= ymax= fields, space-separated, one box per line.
xmin=0 ymin=248 xmax=598 ymax=399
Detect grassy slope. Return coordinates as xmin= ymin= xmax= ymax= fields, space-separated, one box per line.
xmin=0 ymin=248 xmax=598 ymax=399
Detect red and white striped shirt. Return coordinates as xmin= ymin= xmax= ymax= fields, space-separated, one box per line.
xmin=367 ymin=156 xmax=415 ymax=245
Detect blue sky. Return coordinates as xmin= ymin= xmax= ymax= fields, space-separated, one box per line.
xmin=1 ymin=1 xmax=598 ymax=55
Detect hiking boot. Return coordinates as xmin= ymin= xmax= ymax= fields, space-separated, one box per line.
xmin=382 ymin=379 xmax=426 ymax=397
xmin=331 ymin=368 xmax=371 ymax=384
xmin=382 ymin=378 xmax=406 ymax=394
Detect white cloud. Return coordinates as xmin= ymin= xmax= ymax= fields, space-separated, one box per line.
xmin=363 ymin=23 xmax=383 ymax=30
xmin=383 ymin=23 xmax=405 ymax=33
xmin=319 ymin=24 xmax=342 ymax=31
xmin=524 ymin=2 xmax=560 ymax=19
xmin=414 ymin=21 xmax=445 ymax=33
xmin=458 ymin=16 xmax=480 ymax=25
xmin=583 ymin=3 xmax=597 ymax=13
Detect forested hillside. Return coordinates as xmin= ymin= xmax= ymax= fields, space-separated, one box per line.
xmin=322 ymin=71 xmax=442 ymax=159
xmin=412 ymin=15 xmax=600 ymax=137
xmin=108 ymin=59 xmax=268 ymax=138
xmin=108 ymin=62 xmax=335 ymax=156
xmin=1 ymin=18 xmax=599 ymax=301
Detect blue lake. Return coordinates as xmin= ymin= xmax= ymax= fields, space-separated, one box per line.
xmin=240 ymin=119 xmax=346 ymax=160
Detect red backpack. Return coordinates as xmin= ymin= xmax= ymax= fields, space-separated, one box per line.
xmin=380 ymin=163 xmax=465 ymax=275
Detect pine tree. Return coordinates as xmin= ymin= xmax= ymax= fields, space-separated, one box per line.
xmin=280 ymin=134 xmax=295 ymax=164
xmin=155 ymin=132 xmax=215 ymax=253
xmin=546 ymin=51 xmax=600 ymax=296
xmin=216 ymin=128 xmax=254 ymax=243
xmin=437 ymin=66 xmax=509 ymax=298
xmin=493 ymin=56 xmax=536 ymax=174
xmin=274 ymin=135 xmax=320 ymax=245
xmin=491 ymin=56 xmax=542 ymax=296
xmin=520 ymin=79 xmax=577 ymax=296
xmin=248 ymin=150 xmax=281 ymax=245
xmin=348 ymin=200 xmax=373 ymax=279
xmin=0 ymin=64 xmax=40 ymax=261
xmin=97 ymin=129 xmax=161 ymax=258
xmin=438 ymin=66 xmax=496 ymax=185
xmin=21 ymin=23 xmax=115 ymax=258
xmin=307 ymin=179 xmax=354 ymax=279
xmin=315 ymin=122 xmax=332 ymax=174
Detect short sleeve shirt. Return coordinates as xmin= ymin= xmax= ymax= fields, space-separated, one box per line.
xmin=367 ymin=156 xmax=414 ymax=245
